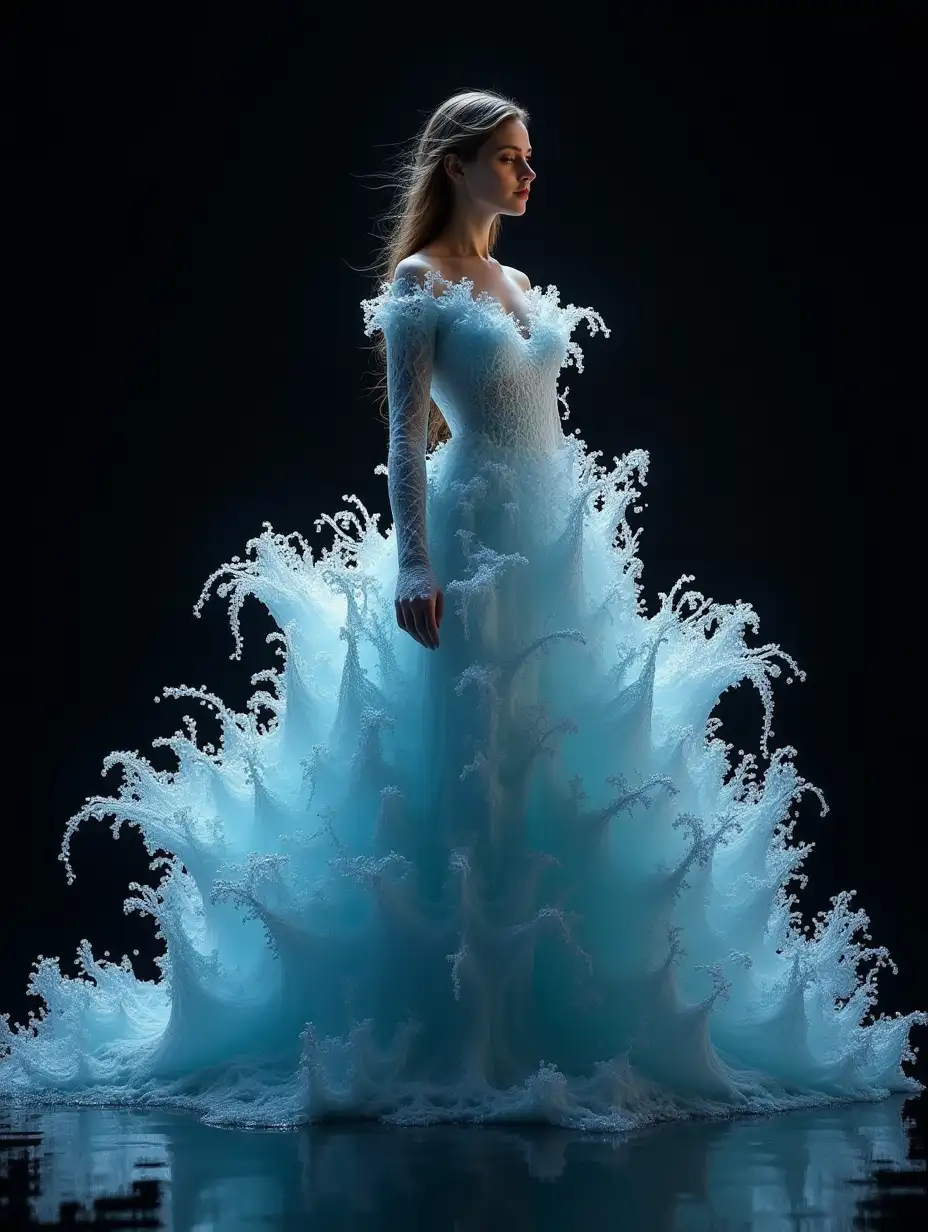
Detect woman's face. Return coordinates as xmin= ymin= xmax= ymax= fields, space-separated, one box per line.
xmin=449 ymin=118 xmax=536 ymax=216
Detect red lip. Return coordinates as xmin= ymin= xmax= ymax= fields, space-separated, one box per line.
xmin=515 ymin=189 xmax=530 ymax=197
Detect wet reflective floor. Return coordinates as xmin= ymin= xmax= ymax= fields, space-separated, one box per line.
xmin=0 ymin=1094 xmax=924 ymax=1230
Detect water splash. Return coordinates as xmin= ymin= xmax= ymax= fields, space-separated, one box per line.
xmin=1 ymin=281 xmax=922 ymax=1130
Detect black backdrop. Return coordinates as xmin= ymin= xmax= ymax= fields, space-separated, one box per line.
xmin=8 ymin=6 xmax=924 ymax=1064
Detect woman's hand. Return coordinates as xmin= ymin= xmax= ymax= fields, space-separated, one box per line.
xmin=395 ymin=565 xmax=443 ymax=650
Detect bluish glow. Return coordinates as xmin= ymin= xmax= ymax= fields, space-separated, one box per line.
xmin=1 ymin=277 xmax=922 ymax=1129
xmin=3 ymin=1097 xmax=920 ymax=1226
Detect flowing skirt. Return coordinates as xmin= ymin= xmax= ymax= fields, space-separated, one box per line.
xmin=1 ymin=428 xmax=922 ymax=1129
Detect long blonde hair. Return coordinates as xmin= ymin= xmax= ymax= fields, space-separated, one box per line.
xmin=369 ymin=89 xmax=529 ymax=450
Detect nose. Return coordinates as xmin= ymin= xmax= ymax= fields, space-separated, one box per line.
xmin=520 ymin=161 xmax=536 ymax=183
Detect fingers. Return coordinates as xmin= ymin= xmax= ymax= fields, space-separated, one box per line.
xmin=412 ymin=604 xmax=436 ymax=649
xmin=425 ymin=595 xmax=440 ymax=649
xmin=395 ymin=598 xmax=426 ymax=648
xmin=394 ymin=594 xmax=442 ymax=650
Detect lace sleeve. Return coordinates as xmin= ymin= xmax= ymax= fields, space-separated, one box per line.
xmin=362 ymin=275 xmax=440 ymax=600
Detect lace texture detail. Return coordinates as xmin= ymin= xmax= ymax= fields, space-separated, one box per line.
xmin=361 ymin=272 xmax=610 ymax=595
xmin=365 ymin=274 xmax=440 ymax=604
xmin=362 ymin=271 xmax=609 ymax=453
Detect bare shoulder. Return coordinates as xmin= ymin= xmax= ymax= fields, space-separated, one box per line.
xmin=503 ymin=265 xmax=532 ymax=292
xmin=394 ymin=253 xmax=438 ymax=289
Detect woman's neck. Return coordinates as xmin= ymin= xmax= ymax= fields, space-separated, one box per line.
xmin=427 ymin=212 xmax=496 ymax=262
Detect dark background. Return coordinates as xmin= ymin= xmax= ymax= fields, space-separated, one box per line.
xmin=7 ymin=6 xmax=924 ymax=1066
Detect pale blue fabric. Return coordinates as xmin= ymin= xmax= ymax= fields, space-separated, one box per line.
xmin=1 ymin=275 xmax=922 ymax=1130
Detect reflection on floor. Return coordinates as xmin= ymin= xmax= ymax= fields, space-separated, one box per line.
xmin=0 ymin=1094 xmax=924 ymax=1229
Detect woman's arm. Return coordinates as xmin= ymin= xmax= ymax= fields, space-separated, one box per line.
xmin=385 ymin=257 xmax=440 ymax=611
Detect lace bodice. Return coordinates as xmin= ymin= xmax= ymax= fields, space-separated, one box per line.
xmin=362 ymin=271 xmax=609 ymax=452
xmin=361 ymin=271 xmax=609 ymax=598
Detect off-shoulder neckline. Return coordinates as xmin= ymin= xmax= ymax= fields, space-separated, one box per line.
xmin=361 ymin=274 xmax=611 ymax=357
xmin=394 ymin=269 xmax=540 ymax=341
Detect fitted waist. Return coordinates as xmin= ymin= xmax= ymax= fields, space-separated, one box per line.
xmin=443 ymin=411 xmax=568 ymax=457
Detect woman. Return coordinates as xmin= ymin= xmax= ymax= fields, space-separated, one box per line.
xmin=376 ymin=93 xmax=536 ymax=653
xmin=0 ymin=90 xmax=922 ymax=1131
